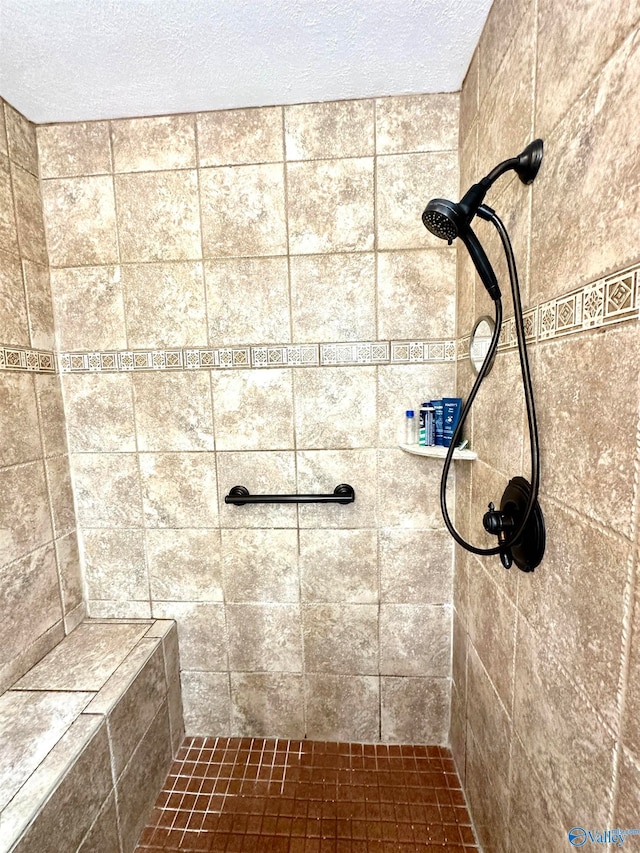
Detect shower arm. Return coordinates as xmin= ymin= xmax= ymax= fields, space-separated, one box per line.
xmin=439 ymin=204 xmax=541 ymax=563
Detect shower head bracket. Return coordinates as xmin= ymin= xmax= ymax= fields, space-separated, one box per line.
xmin=483 ymin=477 xmax=545 ymax=572
xmin=513 ymin=139 xmax=544 ymax=185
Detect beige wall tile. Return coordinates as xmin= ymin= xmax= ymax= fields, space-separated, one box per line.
xmin=520 ymin=499 xmax=629 ymax=729
xmin=465 ymin=728 xmax=509 ymax=853
xmin=111 ymin=114 xmax=196 ymax=172
xmin=285 ymin=99 xmax=374 ymax=160
xmin=377 ymin=449 xmax=443 ymax=529
xmin=0 ymin=249 xmax=30 ymax=346
xmin=534 ymin=327 xmax=640 ymax=537
xmin=377 ymin=249 xmax=456 ymax=339
xmin=147 ymin=528 xmax=223 ymax=602
xmin=115 ymin=170 xmax=201 ymax=262
xmin=71 ymin=452 xmax=143 ymax=528
xmin=200 ymin=163 xmax=287 ymax=257
xmin=476 ymin=15 xmax=535 ymax=179
xmin=37 ymin=121 xmax=111 ymax=178
xmin=22 ymin=260 xmax=54 ymax=350
xmin=294 ymin=366 xmax=377 ymax=450
xmin=459 ymin=51 xmax=479 ymax=149
xmin=380 ymin=604 xmax=450 ymax=677
xmin=227 ymin=603 xmax=302 ymax=672
xmin=287 ymin=157 xmax=374 ymax=254
xmin=513 ymin=616 xmax=615 ymax=828
xmin=536 ymin=0 xmax=640 ymax=139
xmin=381 ymin=676 xmax=449 ymax=743
xmin=77 ymin=793 xmax=120 ymax=853
xmin=211 ymin=368 xmax=294 ymax=451
xmin=452 ymin=610 xmax=467 ymax=706
xmin=12 ymin=166 xmax=47 ymax=264
xmin=221 ymin=528 xmax=299 ymax=602
xmin=41 ymin=175 xmax=118 ymax=266
xmin=376 ymin=93 xmax=459 ymax=155
xmin=0 ymin=461 xmax=53 ymax=564
xmin=82 ymin=528 xmax=148 ymax=601
xmin=50 ymin=265 xmax=126 ymax=351
xmin=0 ymin=154 xmax=18 ymax=256
xmin=115 ymin=703 xmax=172 ymax=853
xmin=305 ymin=674 xmax=379 ymax=742
xmin=0 ymin=101 xmax=7 ymax=155
xmin=230 ymin=673 xmax=304 ymax=738
xmin=466 ymin=645 xmax=511 ymax=796
xmin=622 ymin=584 xmax=640 ymax=757
xmin=0 ymin=373 xmax=41 ymax=467
xmin=296 ymin=449 xmax=377 ymax=530
xmin=139 ymin=451 xmax=218 ymax=528
xmin=379 ymin=528 xmax=452 ymax=604
xmin=153 ymin=601 xmax=227 ymax=671
xmin=44 ymin=453 xmax=76 ymax=537
xmin=4 ymin=103 xmax=38 ymax=175
xmin=615 ymin=747 xmax=640 ymax=830
xmin=466 ymin=559 xmax=516 ymax=713
xmin=197 ymin=107 xmax=283 ymax=166
xmin=54 ymin=531 xmax=83 ymax=615
xmin=122 ymin=260 xmax=206 ymax=348
xmin=509 ymin=737 xmax=567 ymax=853
xmin=303 ymin=603 xmax=378 ymax=674
xmin=299 ymin=529 xmax=378 ymax=603
xmin=477 ymin=0 xmax=533 ymax=102
xmin=105 ymin=643 xmax=168 ymax=781
xmin=181 ymin=671 xmax=230 ymax=736
xmin=216 ymin=450 xmax=297 ymax=529
xmin=205 ymin=256 xmax=290 ymax=345
xmin=63 ymin=373 xmax=136 ymax=452
xmin=133 ymin=371 xmax=214 ymax=451
xmin=89 ymin=599 xmax=151 ymax=619
xmin=14 ymin=720 xmax=113 ymax=853
xmin=290 ymin=253 xmax=375 ymax=343
xmin=376 ymin=152 xmax=458 ymax=250
xmin=161 ymin=625 xmax=185 ymax=751
xmin=0 ymin=544 xmax=62 ymax=675
xmin=531 ymin=30 xmax=640 ymax=302
xmin=449 ymin=683 xmax=466 ymax=784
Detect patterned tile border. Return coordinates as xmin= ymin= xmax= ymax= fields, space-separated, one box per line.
xmin=0 ymin=345 xmax=56 ymax=373
xmin=56 ymin=340 xmax=456 ymax=374
xmin=456 ymin=260 xmax=640 ymax=359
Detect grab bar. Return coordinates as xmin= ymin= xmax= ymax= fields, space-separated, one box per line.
xmin=225 ymin=484 xmax=355 ymax=506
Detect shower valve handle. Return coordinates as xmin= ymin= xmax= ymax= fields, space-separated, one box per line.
xmin=483 ymin=503 xmax=514 ymax=569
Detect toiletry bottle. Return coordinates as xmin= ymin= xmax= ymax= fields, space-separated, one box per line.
xmin=403 ymin=410 xmax=418 ymax=445
xmin=419 ymin=403 xmax=429 ymax=445
xmin=425 ymin=405 xmax=435 ymax=445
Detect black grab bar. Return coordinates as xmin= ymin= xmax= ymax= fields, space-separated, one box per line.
xmin=225 ymin=484 xmax=355 ymax=506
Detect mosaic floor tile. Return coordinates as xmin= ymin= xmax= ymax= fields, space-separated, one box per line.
xmin=134 ymin=737 xmax=477 ymax=852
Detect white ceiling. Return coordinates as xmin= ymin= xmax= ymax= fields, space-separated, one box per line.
xmin=0 ymin=0 xmax=493 ymax=124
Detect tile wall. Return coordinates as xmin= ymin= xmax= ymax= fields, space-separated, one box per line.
xmin=453 ymin=0 xmax=640 ymax=849
xmin=0 ymin=97 xmax=84 ymax=694
xmin=36 ymin=94 xmax=461 ymax=742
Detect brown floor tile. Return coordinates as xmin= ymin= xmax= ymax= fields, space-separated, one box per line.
xmin=134 ymin=737 xmax=478 ymax=852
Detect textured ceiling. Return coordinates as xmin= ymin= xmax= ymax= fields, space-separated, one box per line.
xmin=0 ymin=0 xmax=493 ymax=124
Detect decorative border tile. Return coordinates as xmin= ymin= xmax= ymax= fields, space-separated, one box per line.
xmin=56 ymin=341 xmax=454 ymax=373
xmin=0 ymin=345 xmax=56 ymax=373
xmin=390 ymin=341 xmax=456 ymax=363
xmin=460 ymin=260 xmax=640 ymax=356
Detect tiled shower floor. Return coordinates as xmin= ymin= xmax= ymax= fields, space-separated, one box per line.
xmin=135 ymin=737 xmax=477 ymax=852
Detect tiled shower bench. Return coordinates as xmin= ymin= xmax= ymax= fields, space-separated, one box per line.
xmin=0 ymin=619 xmax=184 ymax=853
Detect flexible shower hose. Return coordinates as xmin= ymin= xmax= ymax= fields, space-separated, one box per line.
xmin=439 ymin=204 xmax=541 ymax=558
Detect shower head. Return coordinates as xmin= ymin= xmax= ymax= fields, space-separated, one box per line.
xmin=422 ymin=139 xmax=544 ymax=301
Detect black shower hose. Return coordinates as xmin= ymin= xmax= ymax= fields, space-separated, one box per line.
xmin=439 ymin=204 xmax=541 ymax=557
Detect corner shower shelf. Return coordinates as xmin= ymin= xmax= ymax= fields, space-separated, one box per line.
xmin=399 ymin=444 xmax=478 ymax=461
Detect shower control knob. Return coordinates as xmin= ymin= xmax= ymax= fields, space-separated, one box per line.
xmin=483 ymin=502 xmax=503 ymax=535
